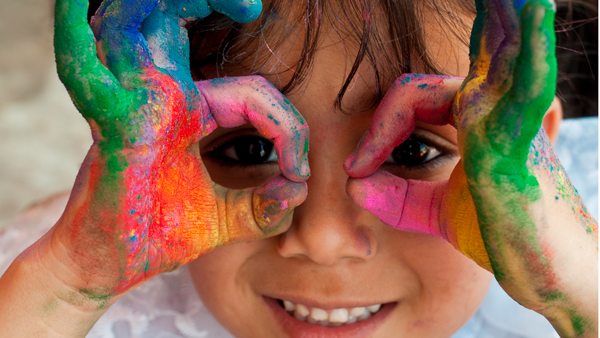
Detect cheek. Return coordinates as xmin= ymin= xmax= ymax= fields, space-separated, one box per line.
xmin=187 ymin=241 xmax=273 ymax=337
xmin=384 ymin=230 xmax=492 ymax=334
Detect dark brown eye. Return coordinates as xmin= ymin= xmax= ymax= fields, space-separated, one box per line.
xmin=385 ymin=137 xmax=441 ymax=167
xmin=216 ymin=136 xmax=277 ymax=165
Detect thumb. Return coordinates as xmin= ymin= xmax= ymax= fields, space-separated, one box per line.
xmin=215 ymin=175 xmax=307 ymax=246
xmin=346 ymin=170 xmax=445 ymax=237
xmin=346 ymin=170 xmax=493 ymax=272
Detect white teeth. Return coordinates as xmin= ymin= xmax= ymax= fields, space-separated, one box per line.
xmin=283 ymin=300 xmax=296 ymax=312
xmin=294 ymin=304 xmax=310 ymax=320
xmin=357 ymin=311 xmax=371 ymax=321
xmin=295 ymin=311 xmax=307 ymax=321
xmin=349 ymin=307 xmax=366 ymax=317
xmin=329 ymin=309 xmax=349 ymax=323
xmin=367 ymin=304 xmax=381 ymax=313
xmin=281 ymin=300 xmax=384 ymax=326
xmin=318 ymin=320 xmax=330 ymax=327
xmin=310 ymin=308 xmax=329 ymax=321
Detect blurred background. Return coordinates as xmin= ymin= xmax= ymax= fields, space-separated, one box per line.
xmin=0 ymin=0 xmax=91 ymax=227
xmin=0 ymin=0 xmax=597 ymax=228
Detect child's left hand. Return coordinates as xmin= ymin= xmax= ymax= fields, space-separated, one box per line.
xmin=343 ymin=0 xmax=597 ymax=336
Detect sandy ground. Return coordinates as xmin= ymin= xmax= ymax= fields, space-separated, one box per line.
xmin=0 ymin=0 xmax=92 ymax=227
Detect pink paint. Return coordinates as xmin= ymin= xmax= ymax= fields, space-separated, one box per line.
xmin=346 ymin=170 xmax=446 ymax=239
xmin=197 ymin=76 xmax=310 ymax=181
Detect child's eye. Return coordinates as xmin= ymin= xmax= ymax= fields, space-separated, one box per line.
xmin=379 ymin=129 xmax=459 ymax=181
xmin=383 ymin=137 xmax=442 ymax=167
xmin=213 ymin=135 xmax=278 ymax=165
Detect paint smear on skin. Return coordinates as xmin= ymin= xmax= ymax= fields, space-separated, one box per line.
xmin=528 ymin=132 xmax=598 ymax=236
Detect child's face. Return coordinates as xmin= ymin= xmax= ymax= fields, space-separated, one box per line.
xmin=188 ymin=3 xmax=492 ymax=337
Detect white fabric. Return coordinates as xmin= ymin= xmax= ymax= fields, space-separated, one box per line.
xmin=1 ymin=118 xmax=596 ymax=338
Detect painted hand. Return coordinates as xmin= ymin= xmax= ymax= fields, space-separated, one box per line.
xmin=53 ymin=0 xmax=309 ymax=298
xmin=344 ymin=0 xmax=597 ymax=335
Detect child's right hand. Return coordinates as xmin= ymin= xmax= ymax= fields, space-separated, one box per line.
xmin=49 ymin=0 xmax=308 ymax=301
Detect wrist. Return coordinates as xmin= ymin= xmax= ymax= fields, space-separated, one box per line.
xmin=0 ymin=232 xmax=119 ymax=337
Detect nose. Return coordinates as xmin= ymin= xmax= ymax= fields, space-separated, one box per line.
xmin=277 ymin=150 xmax=377 ymax=266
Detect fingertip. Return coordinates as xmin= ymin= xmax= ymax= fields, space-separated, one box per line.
xmin=299 ymin=154 xmax=311 ymax=179
xmin=276 ymin=130 xmax=310 ymax=182
xmin=208 ymin=0 xmax=262 ymax=23
xmin=253 ymin=175 xmax=307 ymax=233
xmin=343 ymin=133 xmax=382 ymax=178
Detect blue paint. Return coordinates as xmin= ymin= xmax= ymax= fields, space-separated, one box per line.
xmin=267 ymin=114 xmax=280 ymax=125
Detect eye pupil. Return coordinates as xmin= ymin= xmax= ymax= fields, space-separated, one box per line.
xmin=234 ymin=137 xmax=274 ymax=164
xmin=392 ymin=138 xmax=430 ymax=167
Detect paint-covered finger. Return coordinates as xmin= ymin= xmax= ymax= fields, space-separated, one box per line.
xmin=141 ymin=0 xmax=212 ymax=94
xmin=216 ymin=175 xmax=307 ymax=245
xmin=347 ymin=169 xmax=493 ymax=271
xmin=346 ymin=170 xmax=446 ymax=238
xmin=92 ymin=0 xmax=160 ymax=88
xmin=197 ymin=76 xmax=310 ymax=182
xmin=344 ymin=74 xmax=461 ymax=178
xmin=467 ymin=0 xmax=504 ymax=81
xmin=55 ymin=0 xmax=129 ymax=121
xmin=208 ymin=0 xmax=263 ymax=23
xmin=485 ymin=0 xmax=556 ymax=162
xmin=485 ymin=0 xmax=523 ymax=91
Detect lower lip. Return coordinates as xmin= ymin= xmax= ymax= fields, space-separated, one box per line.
xmin=264 ymin=297 xmax=396 ymax=338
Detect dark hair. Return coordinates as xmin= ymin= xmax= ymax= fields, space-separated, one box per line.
xmin=186 ymin=0 xmax=476 ymax=111
xmin=87 ymin=0 xmax=597 ymax=117
xmin=555 ymin=0 xmax=598 ymax=118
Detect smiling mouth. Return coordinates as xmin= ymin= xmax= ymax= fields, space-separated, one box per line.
xmin=276 ymin=299 xmax=385 ymax=327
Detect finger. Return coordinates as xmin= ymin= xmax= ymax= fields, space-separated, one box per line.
xmin=346 ymin=170 xmax=446 ymax=237
xmin=141 ymin=0 xmax=262 ymax=94
xmin=467 ymin=0 xmax=505 ymax=81
xmin=485 ymin=0 xmax=557 ymax=162
xmin=54 ymin=0 xmax=130 ymax=121
xmin=344 ymin=74 xmax=463 ymax=178
xmin=197 ymin=76 xmax=310 ymax=182
xmin=208 ymin=0 xmax=263 ymax=23
xmin=216 ymin=175 xmax=307 ymax=245
xmin=485 ymin=0 xmax=523 ymax=92
xmin=141 ymin=0 xmax=212 ymax=95
xmin=346 ymin=170 xmax=493 ymax=271
xmin=92 ymin=0 xmax=160 ymax=89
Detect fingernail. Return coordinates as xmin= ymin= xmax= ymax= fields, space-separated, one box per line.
xmin=299 ymin=156 xmax=310 ymax=178
xmin=346 ymin=172 xmax=407 ymax=227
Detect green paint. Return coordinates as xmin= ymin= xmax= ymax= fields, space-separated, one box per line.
xmin=79 ymin=289 xmax=111 ymax=310
xmin=42 ymin=298 xmax=59 ymax=317
xmin=567 ymin=309 xmax=592 ymax=336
